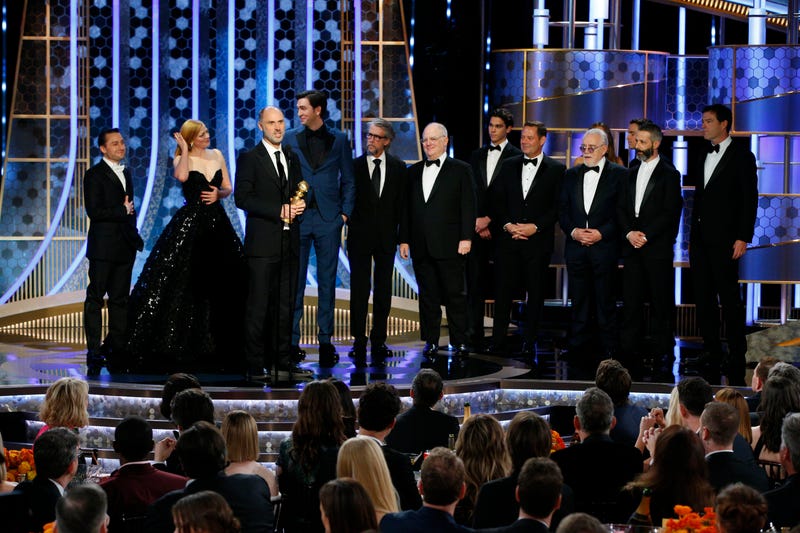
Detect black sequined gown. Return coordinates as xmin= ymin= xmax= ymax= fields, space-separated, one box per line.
xmin=126 ymin=170 xmax=246 ymax=373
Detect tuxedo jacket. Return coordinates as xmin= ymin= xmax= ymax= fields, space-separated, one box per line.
xmin=491 ymin=154 xmax=565 ymax=254
xmin=479 ymin=518 xmax=551 ymax=533
xmin=385 ymin=404 xmax=461 ymax=455
xmin=84 ymin=159 xmax=144 ymax=261
xmin=100 ymin=462 xmax=188 ymax=529
xmin=706 ymin=451 xmax=769 ymax=493
xmin=380 ymin=505 xmax=473 ymax=533
xmin=382 ymin=443 xmax=423 ymax=510
xmin=765 ymin=474 xmax=800 ymax=528
xmin=690 ymin=139 xmax=758 ymax=249
xmin=348 ymin=152 xmax=408 ymax=255
xmin=469 ymin=143 xmax=522 ymax=219
xmin=283 ymin=125 xmax=355 ymax=222
xmin=234 ymin=142 xmax=304 ymax=260
xmin=617 ymin=157 xmax=683 ymax=258
xmin=399 ymin=157 xmax=476 ymax=260
xmin=558 ymin=160 xmax=626 ymax=262
xmin=13 ymin=476 xmax=62 ymax=533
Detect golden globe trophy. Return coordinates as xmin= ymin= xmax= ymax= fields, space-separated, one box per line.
xmin=282 ymin=180 xmax=309 ymax=227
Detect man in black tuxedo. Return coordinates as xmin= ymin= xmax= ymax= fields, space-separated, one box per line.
xmin=764 ymin=412 xmax=800 ymax=528
xmin=559 ymin=128 xmax=626 ymax=360
xmin=491 ymin=121 xmax=564 ymax=355
xmin=467 ymin=108 xmax=521 ymax=350
xmin=348 ymin=119 xmax=408 ymax=360
xmin=234 ymin=106 xmax=311 ymax=383
xmin=83 ymin=128 xmax=144 ymax=374
xmin=699 ymin=402 xmax=768 ymax=493
xmin=399 ymin=123 xmax=475 ymax=356
xmin=617 ymin=122 xmax=683 ymax=368
xmin=688 ymin=104 xmax=758 ymax=385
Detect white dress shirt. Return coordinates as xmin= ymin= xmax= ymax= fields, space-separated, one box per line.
xmin=422 ymin=154 xmax=446 ymax=202
xmin=103 ymin=157 xmax=127 ymax=192
xmin=486 ymin=140 xmax=508 ymax=185
xmin=522 ymin=153 xmax=543 ymax=198
xmin=368 ymin=152 xmax=387 ymax=196
xmin=703 ymin=135 xmax=732 ymax=187
xmin=582 ymin=158 xmax=606 ymax=214
xmin=634 ymin=155 xmax=659 ymax=217
xmin=262 ymin=140 xmax=287 ymax=180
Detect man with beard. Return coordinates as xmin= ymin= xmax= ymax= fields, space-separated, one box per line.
xmin=617 ymin=122 xmax=683 ymax=372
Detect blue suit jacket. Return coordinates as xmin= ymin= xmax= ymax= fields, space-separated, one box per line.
xmin=283 ymin=125 xmax=355 ymax=222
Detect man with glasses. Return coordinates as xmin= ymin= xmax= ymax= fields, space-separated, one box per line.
xmin=559 ymin=128 xmax=626 ymax=367
xmin=347 ymin=119 xmax=408 ymax=362
xmin=400 ymin=123 xmax=476 ymax=357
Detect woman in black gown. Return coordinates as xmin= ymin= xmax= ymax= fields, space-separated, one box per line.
xmin=126 ymin=119 xmax=246 ymax=373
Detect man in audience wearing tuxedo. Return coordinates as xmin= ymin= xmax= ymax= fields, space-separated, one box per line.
xmin=357 ymin=382 xmax=422 ymax=510
xmin=490 ymin=120 xmax=564 ymax=356
xmin=399 ymin=123 xmax=475 ymax=357
xmin=764 ymin=412 xmax=800 ymax=528
xmin=56 ymin=484 xmax=110 ymax=533
xmin=153 ymin=388 xmax=215 ymax=476
xmin=467 ymin=108 xmax=521 ymax=351
xmin=348 ymin=119 xmax=407 ymax=362
xmin=625 ymin=118 xmax=652 ymax=168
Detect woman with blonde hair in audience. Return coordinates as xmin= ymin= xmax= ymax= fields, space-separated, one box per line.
xmin=172 ymin=490 xmax=241 ymax=533
xmin=715 ymin=387 xmax=753 ymax=444
xmin=221 ymin=410 xmax=278 ymax=496
xmin=454 ymin=413 xmax=512 ymax=524
xmin=336 ymin=436 xmax=399 ymax=523
xmin=36 ymin=377 xmax=89 ymax=440
xmin=319 ymin=478 xmax=378 ymax=533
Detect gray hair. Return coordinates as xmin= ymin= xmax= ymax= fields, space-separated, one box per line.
xmin=576 ymin=387 xmax=614 ymax=434
xmin=585 ymin=128 xmax=608 ymax=146
xmin=768 ymin=362 xmax=800 ymax=382
xmin=427 ymin=122 xmax=448 ymax=139
xmin=368 ymin=118 xmax=395 ymax=141
xmin=555 ymin=512 xmax=607 ymax=533
xmin=781 ymin=412 xmax=800 ymax=472
xmin=56 ymin=483 xmax=108 ymax=533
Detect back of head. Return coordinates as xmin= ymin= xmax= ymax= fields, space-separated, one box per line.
xmin=761 ymin=374 xmax=800 ymax=452
xmin=56 ymin=483 xmax=108 ymax=533
xmin=781 ymin=412 xmax=800 ymax=472
xmin=327 ymin=377 xmax=357 ymax=419
xmin=319 ymin=478 xmax=378 ymax=533
xmin=176 ymin=421 xmax=227 ymax=479
xmin=456 ymin=414 xmax=511 ymax=490
xmin=221 ymin=410 xmax=259 ymax=463
xmin=701 ymin=401 xmax=739 ymax=447
xmin=716 ymin=483 xmax=767 ymax=533
xmin=171 ymin=388 xmax=215 ymax=429
xmin=507 ymin=411 xmax=552 ymax=472
xmin=113 ymin=416 xmax=154 ymax=462
xmin=768 ymin=362 xmax=800 ymax=381
xmin=160 ymin=373 xmax=201 ymax=420
xmin=677 ymin=377 xmax=713 ymax=417
xmin=411 ymin=369 xmax=444 ymax=408
xmin=755 ymin=356 xmax=779 ymax=384
xmin=292 ymin=381 xmax=346 ymax=468
xmin=555 ymin=512 xmax=607 ymax=533
xmin=172 ymin=490 xmax=241 ymax=533
xmin=357 ymin=382 xmax=401 ymax=432
xmin=39 ymin=377 xmax=89 ymax=428
xmin=34 ymin=427 xmax=80 ymax=480
xmin=420 ymin=447 xmax=466 ymax=506
xmin=336 ymin=437 xmax=398 ymax=514
xmin=517 ymin=457 xmax=563 ymax=519
xmin=648 ymin=425 xmax=709 ymax=491
xmin=713 ymin=387 xmax=751 ymax=443
xmin=595 ymin=359 xmax=632 ymax=407
xmin=576 ymin=387 xmax=614 ymax=434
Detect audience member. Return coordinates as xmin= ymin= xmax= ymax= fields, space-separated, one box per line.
xmin=172 ymin=490 xmax=241 ymax=533
xmin=716 ymin=483 xmax=768 ymax=533
xmin=337 ymin=436 xmax=399 ymax=523
xmin=0 ymin=433 xmax=18 ymax=493
xmin=100 ymin=416 xmax=187 ymax=530
xmin=767 ymin=361 xmax=800 ymax=381
xmin=473 ymin=411 xmax=574 ymax=529
xmin=327 ymin=377 xmax=358 ymax=438
xmin=752 ymin=374 xmax=800 ymax=465
xmin=554 ymin=512 xmax=607 ymax=533
xmin=714 ymin=388 xmax=753 ymax=444
xmin=357 ymin=382 xmax=422 ymax=510
xmin=634 ymin=386 xmax=682 ymax=456
xmin=747 ymin=356 xmax=778 ymax=412
xmin=595 ymin=359 xmax=647 ymax=447
xmin=385 ymin=369 xmax=460 ymax=455
xmin=14 ymin=427 xmax=80 ymax=533
xmin=55 ymin=483 xmax=109 ymax=533
xmin=319 ymin=478 xmax=379 ymax=533
xmin=276 ymin=380 xmax=345 ymax=532
xmin=155 ymin=388 xmax=215 ymax=475
xmin=550 ymin=387 xmax=642 ymax=523
xmin=454 ymin=414 xmax=511 ymax=524
xmin=764 ymin=412 xmax=800 ymax=528
xmin=159 ymin=373 xmax=201 ymax=420
xmin=380 ymin=447 xmax=471 ymax=533
xmin=627 ymin=425 xmax=715 ymax=524
xmin=146 ymin=421 xmax=273 ymax=533
xmin=36 ymin=377 xmax=90 ymax=440
xmin=700 ymin=402 xmax=768 ymax=493
xmin=221 ymin=410 xmax=278 ymax=496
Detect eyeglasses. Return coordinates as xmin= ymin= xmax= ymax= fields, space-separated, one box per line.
xmin=420 ymin=135 xmax=444 ymax=144
xmin=366 ymin=132 xmax=388 ymax=140
xmin=579 ymin=144 xmax=603 ymax=153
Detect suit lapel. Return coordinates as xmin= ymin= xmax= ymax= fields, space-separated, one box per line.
xmin=586 ymin=165 xmax=611 ymax=216
xmin=639 ymin=161 xmax=660 ymax=211
xmin=576 ymin=169 xmax=587 ymax=215
xmin=491 ymin=146 xmax=515 ymax=186
xmin=705 ymin=143 xmax=734 ymax=190
xmin=102 ymin=162 xmax=127 ymax=195
xmin=525 ymin=158 xmax=546 ymax=199
xmin=256 ymin=143 xmax=283 ymax=190
xmin=296 ymin=129 xmax=313 ymax=168
xmin=479 ymin=147 xmax=489 ymax=188
xmin=427 ymin=158 xmax=448 ymax=202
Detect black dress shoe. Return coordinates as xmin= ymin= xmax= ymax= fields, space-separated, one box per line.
xmin=319 ymin=343 xmax=337 ymax=357
xmin=422 ymin=342 xmax=438 ymax=356
xmin=245 ymin=368 xmax=271 ymax=384
xmin=454 ymin=344 xmax=469 ymax=357
xmin=348 ymin=344 xmax=367 ymax=358
xmin=289 ymin=345 xmax=307 ymax=363
xmin=274 ymin=363 xmax=313 ymax=380
xmin=371 ymin=344 xmax=392 ymax=357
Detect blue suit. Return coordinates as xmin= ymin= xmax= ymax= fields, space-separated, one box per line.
xmin=284 ymin=125 xmax=355 ymax=344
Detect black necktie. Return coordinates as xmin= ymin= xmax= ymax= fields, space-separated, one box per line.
xmin=488 ymin=145 xmax=501 ymax=152
xmin=274 ymin=151 xmax=287 ymax=182
xmin=371 ymin=159 xmax=382 ymax=196
xmin=708 ymin=144 xmax=720 ymax=153
xmin=425 ymin=159 xmax=440 ymax=167
xmin=584 ymin=165 xmax=600 ymax=173
xmin=523 ymin=158 xmax=537 ymax=166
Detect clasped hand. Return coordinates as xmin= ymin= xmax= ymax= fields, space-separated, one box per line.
xmin=200 ymin=186 xmax=220 ymax=205
xmin=573 ymin=228 xmax=602 ymax=246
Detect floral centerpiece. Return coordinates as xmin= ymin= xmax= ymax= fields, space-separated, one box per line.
xmin=4 ymin=447 xmax=36 ymax=482
xmin=663 ymin=505 xmax=717 ymax=533
xmin=550 ymin=429 xmax=565 ymax=454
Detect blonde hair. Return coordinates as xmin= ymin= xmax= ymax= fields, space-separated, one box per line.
xmin=456 ymin=414 xmax=512 ymax=513
xmin=336 ymin=437 xmax=399 ymax=516
xmin=175 ymin=119 xmax=206 ymax=157
xmin=715 ymin=388 xmax=753 ymax=444
xmin=39 ymin=378 xmax=89 ymax=429
xmin=665 ymin=387 xmax=683 ymax=427
xmin=221 ymin=410 xmax=259 ymax=463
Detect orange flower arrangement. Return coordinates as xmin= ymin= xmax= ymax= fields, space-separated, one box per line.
xmin=42 ymin=522 xmax=55 ymax=533
xmin=663 ymin=505 xmax=717 ymax=533
xmin=3 ymin=447 xmax=36 ymax=482
xmin=550 ymin=429 xmax=565 ymax=454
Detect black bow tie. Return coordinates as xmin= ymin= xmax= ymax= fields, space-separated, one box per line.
xmin=488 ymin=145 xmax=501 ymax=152
xmin=523 ymin=158 xmax=537 ymax=166
xmin=425 ymin=159 xmax=440 ymax=167
xmin=708 ymin=144 xmax=720 ymax=153
xmin=584 ymin=165 xmax=600 ymax=173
